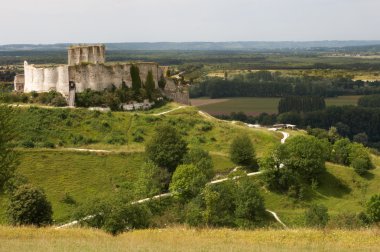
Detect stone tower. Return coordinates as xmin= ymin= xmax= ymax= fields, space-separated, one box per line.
xmin=67 ymin=44 xmax=105 ymax=66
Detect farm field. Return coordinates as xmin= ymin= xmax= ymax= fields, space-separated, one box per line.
xmin=0 ymin=226 xmax=379 ymax=252
xmin=192 ymin=96 xmax=361 ymax=115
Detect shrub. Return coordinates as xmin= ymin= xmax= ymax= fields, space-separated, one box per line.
xmin=7 ymin=184 xmax=52 ymax=226
xmin=304 ymin=204 xmax=329 ymax=228
xmin=327 ymin=212 xmax=364 ymax=229
xmin=366 ymin=194 xmax=380 ymax=223
xmin=42 ymin=142 xmax=55 ymax=149
xmin=202 ymin=181 xmax=237 ymax=227
xmin=348 ymin=143 xmax=372 ymax=175
xmin=51 ymin=96 xmax=67 ymax=107
xmin=60 ymin=193 xmax=77 ymax=205
xmin=331 ymin=138 xmax=351 ymax=165
xmin=230 ymin=134 xmax=256 ymax=167
xmin=21 ymin=140 xmax=35 ymax=148
xmin=103 ymin=204 xmax=151 ymax=235
xmin=235 ymin=178 xmax=266 ymax=227
xmin=183 ymin=148 xmax=214 ymax=180
xmin=170 ymin=164 xmax=208 ymax=202
xmin=134 ymin=161 xmax=170 ymax=198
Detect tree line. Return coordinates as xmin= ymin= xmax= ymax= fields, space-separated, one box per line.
xmin=278 ymin=96 xmax=326 ymax=114
xmin=190 ymin=71 xmax=380 ymax=98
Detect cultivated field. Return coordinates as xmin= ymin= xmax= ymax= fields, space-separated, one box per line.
xmin=0 ymin=226 xmax=379 ymax=252
xmin=192 ymin=96 xmax=361 ymax=115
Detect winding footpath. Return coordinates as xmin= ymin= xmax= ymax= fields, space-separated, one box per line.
xmin=56 ymin=108 xmax=289 ymax=229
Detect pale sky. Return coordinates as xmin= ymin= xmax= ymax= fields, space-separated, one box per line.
xmin=1 ymin=0 xmax=379 ymax=44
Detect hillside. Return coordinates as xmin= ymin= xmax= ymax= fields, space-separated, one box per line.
xmin=0 ymin=103 xmax=379 ymax=228
xmin=0 ymin=103 xmax=281 ymax=223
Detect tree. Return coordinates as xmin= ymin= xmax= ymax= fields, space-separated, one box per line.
xmin=130 ymin=65 xmax=142 ymax=92
xmin=305 ymin=204 xmax=329 ymax=228
xmin=348 ymin=143 xmax=372 ymax=175
xmin=366 ymin=194 xmax=380 ymax=223
xmin=281 ymin=136 xmax=326 ymax=182
xmin=158 ymin=74 xmax=166 ymax=89
xmin=7 ymin=184 xmax=52 ymax=226
xmin=202 ymin=181 xmax=237 ymax=227
xmin=145 ymin=70 xmax=155 ymax=100
xmin=332 ymin=138 xmax=351 ymax=166
xmin=170 ymin=164 xmax=208 ymax=201
xmin=230 ymin=134 xmax=256 ymax=167
xmin=145 ymin=124 xmax=188 ymax=173
xmin=183 ymin=148 xmax=214 ymax=180
xmin=134 ymin=161 xmax=170 ymax=198
xmin=0 ymin=105 xmax=18 ymax=191
xmin=235 ymin=178 xmax=266 ymax=227
xmin=353 ymin=132 xmax=368 ymax=145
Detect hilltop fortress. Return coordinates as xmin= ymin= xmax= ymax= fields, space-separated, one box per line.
xmin=15 ymin=44 xmax=190 ymax=105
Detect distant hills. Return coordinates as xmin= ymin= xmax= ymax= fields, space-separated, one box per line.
xmin=1 ymin=41 xmax=380 ymax=52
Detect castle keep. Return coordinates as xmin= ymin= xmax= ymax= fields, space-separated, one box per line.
xmin=16 ymin=45 xmax=163 ymax=98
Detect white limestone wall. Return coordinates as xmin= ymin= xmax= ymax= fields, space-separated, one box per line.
xmin=69 ymin=63 xmax=161 ymax=92
xmin=23 ymin=62 xmax=69 ymax=96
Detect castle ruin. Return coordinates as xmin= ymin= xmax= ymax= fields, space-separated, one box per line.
xmin=15 ymin=44 xmax=190 ymax=105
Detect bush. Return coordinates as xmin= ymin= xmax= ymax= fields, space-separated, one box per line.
xmin=183 ymin=148 xmax=214 ymax=180
xmin=230 ymin=134 xmax=256 ymax=167
xmin=348 ymin=143 xmax=372 ymax=175
xmin=235 ymin=178 xmax=266 ymax=227
xmin=21 ymin=140 xmax=35 ymax=148
xmin=60 ymin=193 xmax=77 ymax=205
xmin=170 ymin=164 xmax=208 ymax=202
xmin=51 ymin=96 xmax=67 ymax=107
xmin=331 ymin=138 xmax=351 ymax=165
xmin=304 ymin=204 xmax=329 ymax=228
xmin=7 ymin=184 xmax=52 ymax=226
xmin=327 ymin=212 xmax=364 ymax=229
xmin=75 ymin=198 xmax=151 ymax=235
xmin=366 ymin=194 xmax=380 ymax=223
xmin=146 ymin=124 xmax=188 ymax=173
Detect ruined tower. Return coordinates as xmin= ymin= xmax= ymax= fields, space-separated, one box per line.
xmin=67 ymin=44 xmax=105 ymax=66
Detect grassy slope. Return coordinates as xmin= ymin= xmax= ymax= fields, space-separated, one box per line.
xmin=192 ymin=96 xmax=361 ymax=116
xmin=0 ymin=226 xmax=379 ymax=252
xmin=261 ymin=160 xmax=380 ymax=227
xmin=0 ymin=103 xmax=279 ymax=223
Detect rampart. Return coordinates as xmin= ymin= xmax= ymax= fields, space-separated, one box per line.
xmin=69 ymin=62 xmax=162 ymax=92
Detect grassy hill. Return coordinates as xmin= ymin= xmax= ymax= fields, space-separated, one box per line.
xmin=1 ymin=102 xmax=379 ymax=228
xmin=0 ymin=103 xmax=280 ymax=224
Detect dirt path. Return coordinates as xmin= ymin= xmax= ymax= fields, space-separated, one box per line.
xmin=154 ymin=106 xmax=186 ymax=116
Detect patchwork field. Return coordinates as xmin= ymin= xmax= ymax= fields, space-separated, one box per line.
xmin=192 ymin=96 xmax=361 ymax=115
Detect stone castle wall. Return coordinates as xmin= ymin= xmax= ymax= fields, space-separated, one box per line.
xmin=23 ymin=61 xmax=69 ymax=96
xmin=69 ymin=62 xmax=162 ymax=92
xmin=68 ymin=45 xmax=105 ymax=66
